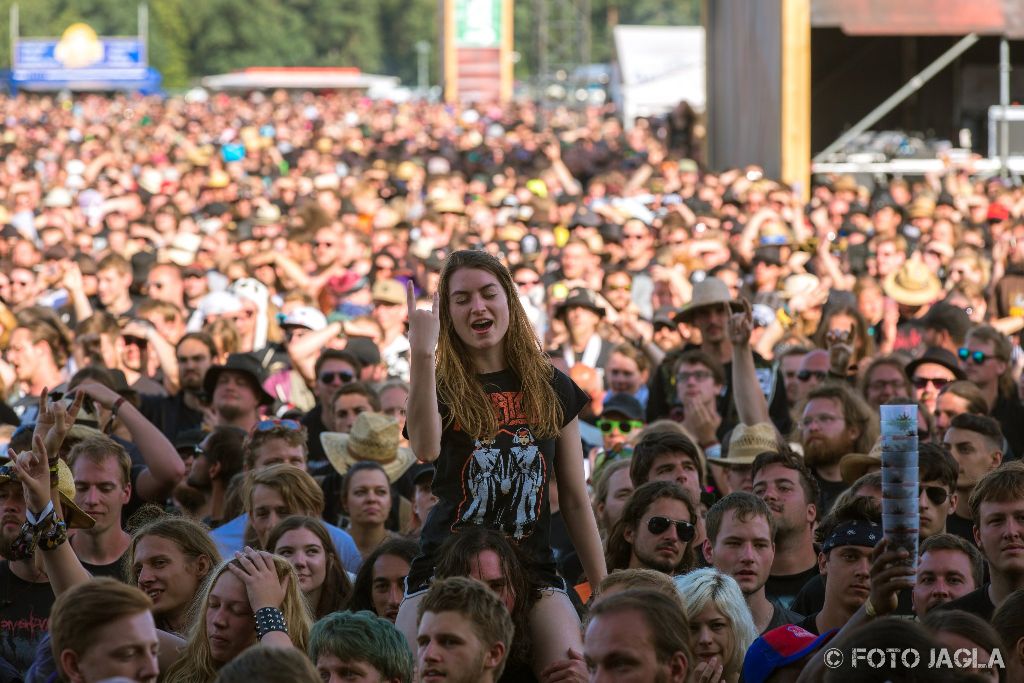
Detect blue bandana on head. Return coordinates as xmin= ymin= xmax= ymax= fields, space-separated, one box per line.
xmin=821 ymin=519 xmax=882 ymax=555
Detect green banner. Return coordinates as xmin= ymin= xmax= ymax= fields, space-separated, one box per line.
xmin=454 ymin=0 xmax=502 ymax=48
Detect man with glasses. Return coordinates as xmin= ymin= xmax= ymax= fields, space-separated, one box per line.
xmin=798 ymin=385 xmax=877 ymax=515
xmin=302 ymin=350 xmax=363 ymax=465
xmin=605 ymin=481 xmax=698 ymax=576
xmin=943 ymin=413 xmax=1004 ymax=543
xmin=961 ymin=324 xmax=1024 ymax=453
xmin=186 ymin=425 xmax=245 ymax=526
xmin=907 ymin=347 xmax=963 ymax=416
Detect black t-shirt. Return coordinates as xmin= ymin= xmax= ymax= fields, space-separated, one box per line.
xmin=302 ymin=405 xmax=329 ymax=465
xmin=993 ymin=392 xmax=1024 ymax=463
xmin=765 ymin=599 xmax=804 ymax=634
xmin=946 ymin=512 xmax=976 ymax=546
xmin=935 ymin=584 xmax=995 ymax=622
xmin=409 ymin=367 xmax=588 ymax=591
xmin=766 ymin=563 xmax=820 ymax=610
xmin=139 ymin=393 xmax=203 ymax=442
xmin=813 ymin=474 xmax=848 ymax=517
xmin=80 ymin=549 xmax=129 ymax=582
xmin=0 ymin=562 xmax=55 ymax=674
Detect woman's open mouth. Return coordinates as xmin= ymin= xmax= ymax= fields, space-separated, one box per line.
xmin=470 ymin=319 xmax=493 ymax=333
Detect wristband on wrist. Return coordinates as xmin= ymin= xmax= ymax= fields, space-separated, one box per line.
xmin=26 ymin=500 xmax=54 ymax=526
xmin=254 ymin=607 xmax=288 ymax=640
xmin=111 ymin=397 xmax=127 ymax=418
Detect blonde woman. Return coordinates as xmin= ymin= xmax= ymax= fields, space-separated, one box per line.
xmin=674 ymin=568 xmax=758 ymax=683
xmin=163 ymin=550 xmax=312 ymax=683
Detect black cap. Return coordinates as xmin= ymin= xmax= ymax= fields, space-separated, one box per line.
xmin=174 ymin=427 xmax=206 ymax=452
xmin=600 ymin=393 xmax=644 ymax=421
xmin=905 ymin=347 xmax=966 ymax=382
xmin=555 ymin=287 xmax=606 ymax=318
xmin=203 ymin=353 xmax=275 ymax=406
xmin=921 ymin=303 xmax=971 ymax=344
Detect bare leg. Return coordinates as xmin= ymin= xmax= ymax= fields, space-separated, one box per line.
xmin=396 ymin=591 xmax=426 ymax=652
xmin=528 ymin=589 xmax=584 ymax=678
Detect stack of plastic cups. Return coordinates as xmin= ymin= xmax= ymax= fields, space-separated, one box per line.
xmin=880 ymin=404 xmax=920 ymax=581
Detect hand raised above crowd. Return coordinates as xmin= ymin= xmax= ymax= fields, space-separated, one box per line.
xmin=406 ymin=280 xmax=439 ymax=359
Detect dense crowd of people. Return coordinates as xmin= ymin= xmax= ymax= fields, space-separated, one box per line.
xmin=0 ymin=90 xmax=1023 ymax=682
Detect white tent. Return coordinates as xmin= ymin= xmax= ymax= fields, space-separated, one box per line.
xmin=613 ymin=25 xmax=705 ymax=128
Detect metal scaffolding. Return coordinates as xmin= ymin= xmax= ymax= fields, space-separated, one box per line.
xmin=532 ymin=0 xmax=592 ymax=110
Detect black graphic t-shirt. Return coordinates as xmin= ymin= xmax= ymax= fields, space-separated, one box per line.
xmin=0 ymin=562 xmax=55 ymax=675
xmin=408 ymin=367 xmax=588 ymax=592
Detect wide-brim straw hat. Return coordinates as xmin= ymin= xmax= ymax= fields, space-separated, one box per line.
xmin=716 ymin=422 xmax=779 ymax=466
xmin=882 ymin=260 xmax=942 ymax=307
xmin=320 ymin=412 xmax=416 ymax=483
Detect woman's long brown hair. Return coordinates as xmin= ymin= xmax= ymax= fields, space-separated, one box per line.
xmin=436 ymin=250 xmax=563 ymax=440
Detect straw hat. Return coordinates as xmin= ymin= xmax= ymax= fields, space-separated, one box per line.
xmin=882 ymin=259 xmax=942 ymax=306
xmin=676 ymin=277 xmax=744 ymax=323
xmin=716 ymin=423 xmax=779 ymax=466
xmin=320 ymin=413 xmax=416 ymax=483
xmin=0 ymin=457 xmax=95 ymax=529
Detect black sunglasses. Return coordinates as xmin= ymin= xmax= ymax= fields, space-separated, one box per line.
xmin=912 ymin=376 xmax=950 ymax=390
xmin=319 ymin=371 xmax=355 ymax=385
xmin=647 ymin=516 xmax=695 ymax=542
xmin=797 ymin=370 xmax=827 ymax=382
xmin=921 ymin=485 xmax=949 ymax=506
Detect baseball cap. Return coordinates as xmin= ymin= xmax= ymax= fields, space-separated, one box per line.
xmin=743 ymin=625 xmax=838 ymax=683
xmin=599 ymin=394 xmax=644 ymax=422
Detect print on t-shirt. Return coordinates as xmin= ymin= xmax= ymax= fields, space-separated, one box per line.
xmin=455 ymin=391 xmax=546 ymax=540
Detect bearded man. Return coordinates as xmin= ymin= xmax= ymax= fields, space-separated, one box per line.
xmin=797 ymin=385 xmax=878 ymax=514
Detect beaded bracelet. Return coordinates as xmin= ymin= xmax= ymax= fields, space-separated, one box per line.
xmin=254 ymin=607 xmax=288 ymax=640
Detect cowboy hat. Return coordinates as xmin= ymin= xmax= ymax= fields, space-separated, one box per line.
xmin=882 ymin=260 xmax=942 ymax=307
xmin=676 ymin=277 xmax=744 ymax=323
xmin=320 ymin=412 xmax=416 ymax=483
xmin=0 ymin=457 xmax=95 ymax=529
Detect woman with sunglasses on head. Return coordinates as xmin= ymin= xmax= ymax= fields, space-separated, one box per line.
xmin=396 ymin=250 xmax=606 ymax=678
xmin=267 ymin=515 xmax=352 ymax=620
